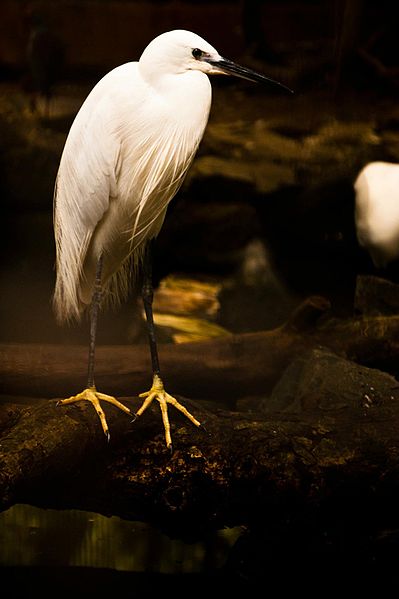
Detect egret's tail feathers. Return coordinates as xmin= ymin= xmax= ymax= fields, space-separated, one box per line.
xmin=53 ymin=251 xmax=143 ymax=324
xmin=53 ymin=276 xmax=87 ymax=324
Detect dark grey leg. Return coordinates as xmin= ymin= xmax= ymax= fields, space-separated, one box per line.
xmin=87 ymin=254 xmax=103 ymax=389
xmin=57 ymin=252 xmax=131 ymax=441
xmin=134 ymin=242 xmax=202 ymax=449
xmin=141 ymin=242 xmax=161 ymax=377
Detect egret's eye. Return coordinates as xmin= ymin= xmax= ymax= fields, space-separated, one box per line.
xmin=192 ymin=48 xmax=203 ymax=60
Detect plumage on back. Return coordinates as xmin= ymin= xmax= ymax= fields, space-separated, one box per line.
xmin=53 ymin=31 xmax=214 ymax=322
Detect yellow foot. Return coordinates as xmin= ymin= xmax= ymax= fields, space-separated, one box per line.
xmin=134 ymin=374 xmax=201 ymax=450
xmin=57 ymin=387 xmax=131 ymax=441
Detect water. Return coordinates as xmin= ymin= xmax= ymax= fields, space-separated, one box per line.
xmin=0 ymin=504 xmax=242 ymax=571
xmin=0 ymin=504 xmax=243 ymax=596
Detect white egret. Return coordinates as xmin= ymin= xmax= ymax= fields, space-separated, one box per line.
xmin=53 ymin=29 xmax=292 ymax=449
xmin=354 ymin=161 xmax=399 ymax=268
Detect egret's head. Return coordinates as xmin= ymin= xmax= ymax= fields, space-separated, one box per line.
xmin=139 ymin=30 xmax=220 ymax=79
xmin=139 ymin=30 xmax=293 ymax=93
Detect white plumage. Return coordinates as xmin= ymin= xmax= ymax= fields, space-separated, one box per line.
xmin=354 ymin=161 xmax=399 ymax=268
xmin=54 ymin=30 xmax=215 ymax=321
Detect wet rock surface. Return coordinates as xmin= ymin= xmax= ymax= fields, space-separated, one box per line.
xmin=263 ymin=346 xmax=399 ymax=414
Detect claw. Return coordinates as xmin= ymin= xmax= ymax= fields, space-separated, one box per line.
xmin=57 ymin=387 xmax=130 ymax=439
xmin=199 ymin=423 xmax=210 ymax=436
xmin=136 ymin=374 xmax=201 ymax=449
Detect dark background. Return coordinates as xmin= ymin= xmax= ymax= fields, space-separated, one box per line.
xmin=1 ymin=0 xmax=398 ymax=347
xmin=1 ymin=1 xmax=399 ymax=594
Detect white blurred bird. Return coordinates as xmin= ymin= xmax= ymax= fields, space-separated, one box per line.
xmin=53 ymin=29 xmax=292 ymax=449
xmin=354 ymin=161 xmax=399 ymax=268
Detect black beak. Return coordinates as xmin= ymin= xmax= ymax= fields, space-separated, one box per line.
xmin=206 ymin=57 xmax=293 ymax=94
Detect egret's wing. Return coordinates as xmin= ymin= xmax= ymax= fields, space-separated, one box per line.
xmin=54 ymin=108 xmax=119 ymax=246
xmin=53 ymin=66 xmax=131 ymax=321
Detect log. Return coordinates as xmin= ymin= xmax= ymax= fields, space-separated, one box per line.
xmin=0 ymin=296 xmax=330 ymax=401
xmin=1 ymin=295 xmax=399 ymax=401
xmin=1 ymin=367 xmax=399 ymax=539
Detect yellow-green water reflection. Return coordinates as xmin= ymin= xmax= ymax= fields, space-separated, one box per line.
xmin=0 ymin=505 xmax=242 ymax=573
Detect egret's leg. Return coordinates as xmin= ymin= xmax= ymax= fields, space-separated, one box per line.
xmin=87 ymin=254 xmax=103 ymax=390
xmin=134 ymin=243 xmax=201 ymax=450
xmin=58 ymin=255 xmax=131 ymax=439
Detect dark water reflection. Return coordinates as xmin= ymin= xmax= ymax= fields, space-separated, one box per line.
xmin=0 ymin=504 xmax=242 ymax=573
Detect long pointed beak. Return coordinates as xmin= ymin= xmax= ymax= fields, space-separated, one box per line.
xmin=206 ymin=57 xmax=293 ymax=94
